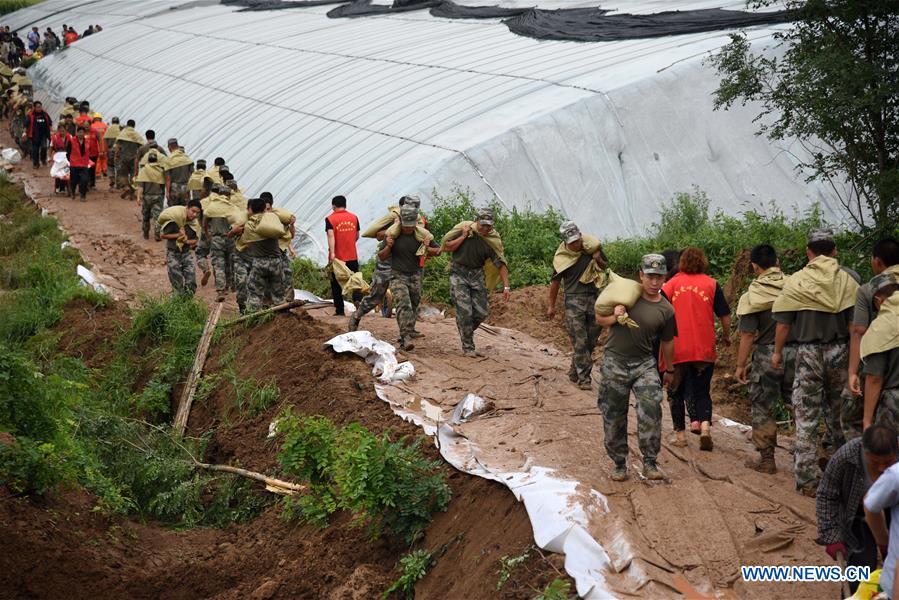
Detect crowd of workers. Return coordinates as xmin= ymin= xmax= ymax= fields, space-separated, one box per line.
xmin=5 ymin=57 xmax=899 ymax=597
xmin=0 ymin=22 xmax=100 ymax=66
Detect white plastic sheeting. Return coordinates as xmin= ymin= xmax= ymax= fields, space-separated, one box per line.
xmin=325 ymin=331 xmax=615 ymax=599
xmin=10 ymin=0 xmax=845 ymax=264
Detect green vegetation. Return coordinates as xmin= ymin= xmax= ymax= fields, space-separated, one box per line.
xmin=275 ymin=411 xmax=451 ymax=544
xmin=534 ymin=578 xmax=575 ymax=600
xmin=0 ymin=178 xmax=270 ymax=527
xmin=496 ymin=548 xmax=532 ymax=591
xmin=382 ymin=549 xmax=434 ymax=599
xmin=291 ymin=256 xmax=331 ymax=299
xmin=0 ymin=0 xmax=43 ymax=16
xmin=710 ymin=1 xmax=898 ymax=233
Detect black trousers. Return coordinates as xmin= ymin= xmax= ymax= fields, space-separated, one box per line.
xmin=31 ymin=137 xmax=47 ymax=166
xmin=330 ymin=259 xmax=363 ymax=315
xmin=88 ymin=161 xmax=97 ymax=188
xmin=69 ymin=167 xmax=89 ymax=199
xmin=669 ymin=362 xmax=715 ymax=430
xmin=845 ymin=512 xmax=879 ymax=595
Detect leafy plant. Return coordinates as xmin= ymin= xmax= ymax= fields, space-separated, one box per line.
xmin=497 ymin=548 xmax=532 ymax=591
xmin=276 ymin=412 xmax=451 ymax=543
xmin=382 ymin=549 xmax=434 ymax=599
xmin=291 ymin=257 xmax=331 ymax=298
xmin=534 ymin=578 xmax=574 ymax=600
xmin=709 ymin=0 xmax=899 ymax=232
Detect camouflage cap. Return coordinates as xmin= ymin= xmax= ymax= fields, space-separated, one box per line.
xmin=167 ymin=138 xmax=178 ymax=147
xmin=147 ymin=152 xmax=158 ymax=163
xmin=871 ymin=272 xmax=899 ymax=294
xmin=399 ymin=205 xmax=418 ymax=227
xmin=195 ymin=159 xmax=206 ymax=169
xmin=213 ymin=183 xmax=230 ymax=195
xmin=808 ymin=228 xmax=835 ymax=244
xmin=399 ymin=195 xmax=421 ymax=208
xmin=477 ymin=207 xmax=494 ymax=226
xmin=641 ymin=253 xmax=667 ymax=276
xmin=559 ymin=220 xmax=581 ymax=244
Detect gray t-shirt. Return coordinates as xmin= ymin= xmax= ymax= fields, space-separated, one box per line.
xmin=383 ymin=233 xmax=421 ymax=275
xmin=864 ymin=462 xmax=899 ymax=599
xmin=854 ymin=282 xmax=876 ymax=329
xmin=863 ymin=347 xmax=899 ymax=390
xmin=771 ymin=308 xmax=853 ymax=344
xmin=551 ymin=253 xmax=595 ymax=296
xmin=739 ymin=309 xmax=777 ymax=346
xmin=605 ymin=296 xmax=677 ymax=360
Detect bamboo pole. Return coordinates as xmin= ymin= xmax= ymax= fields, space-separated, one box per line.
xmin=173 ymin=302 xmax=223 ymax=436
xmin=195 ymin=462 xmax=306 ymax=495
xmin=221 ymin=299 xmax=308 ymax=328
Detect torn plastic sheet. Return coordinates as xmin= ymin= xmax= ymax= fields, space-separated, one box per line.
xmin=331 ymin=333 xmax=615 ymax=599
xmin=450 ymin=393 xmax=488 ymax=424
xmin=324 ymin=331 xmax=415 ymax=383
xmin=719 ymin=417 xmax=752 ymax=433
xmin=76 ymin=264 xmax=108 ymax=294
xmin=294 ymin=289 xmax=356 ymax=313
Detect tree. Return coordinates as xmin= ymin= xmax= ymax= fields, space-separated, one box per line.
xmin=709 ymin=0 xmax=899 ymax=232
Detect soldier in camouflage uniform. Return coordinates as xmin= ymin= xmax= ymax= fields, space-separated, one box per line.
xmin=164 ymin=138 xmax=193 ymax=206
xmin=261 ymin=192 xmax=295 ymax=304
xmin=734 ymin=245 xmax=796 ymax=474
xmin=114 ymin=119 xmax=142 ymax=199
xmin=547 ymin=221 xmax=605 ymax=390
xmin=243 ymin=197 xmax=284 ymax=312
xmin=158 ymin=200 xmax=202 ymax=297
xmin=443 ymin=208 xmax=510 ymax=357
xmin=862 ymin=275 xmax=899 ymax=432
xmin=379 ymin=205 xmax=440 ymax=351
xmin=772 ymin=229 xmax=860 ymax=496
xmin=136 ymin=152 xmax=164 ymax=240
xmin=596 ymin=254 xmax=677 ymax=482
xmin=205 ymin=184 xmax=236 ymax=302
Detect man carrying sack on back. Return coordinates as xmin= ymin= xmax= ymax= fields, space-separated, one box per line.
xmin=158 ymin=200 xmax=202 ymax=297
xmin=861 ymin=273 xmax=899 ymax=432
xmin=441 ymin=208 xmax=511 ymax=358
xmin=547 ymin=221 xmax=608 ymax=390
xmin=772 ymin=229 xmax=860 ymax=496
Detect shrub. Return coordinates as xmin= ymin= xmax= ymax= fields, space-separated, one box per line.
xmin=382 ymin=549 xmax=434 ymax=599
xmin=291 ymin=257 xmax=331 ymax=298
xmin=277 ymin=412 xmax=451 ymax=543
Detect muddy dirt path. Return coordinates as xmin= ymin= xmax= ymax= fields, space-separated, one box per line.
xmin=309 ymin=305 xmax=837 ymax=598
xmin=3 ymin=130 xmax=836 ymax=598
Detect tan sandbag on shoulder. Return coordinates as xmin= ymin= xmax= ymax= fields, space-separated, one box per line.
xmin=595 ymin=271 xmax=642 ymax=328
xmin=158 ymin=205 xmax=200 ymax=250
xmin=386 ymin=221 xmax=433 ymax=256
xmin=361 ymin=206 xmax=400 ymax=238
xmin=441 ymin=220 xmax=506 ymax=290
xmin=164 ymin=149 xmax=193 ymax=171
xmin=272 ymin=207 xmax=293 ymax=225
xmin=330 ymin=259 xmax=371 ymax=297
xmin=203 ymin=194 xmax=240 ymax=219
xmin=861 ymin=293 xmax=899 ymax=359
xmin=254 ymin=212 xmax=287 ymax=240
xmin=103 ymin=123 xmax=120 ymax=140
xmin=116 ymin=127 xmax=145 ymax=146
xmin=229 ymin=189 xmax=248 ymax=210
xmin=187 ymin=169 xmax=206 ymax=191
xmin=737 ymin=267 xmax=788 ymax=316
xmin=552 ymin=234 xmax=601 ymax=274
xmin=134 ymin=162 xmax=165 ymax=185
xmin=772 ymin=256 xmax=858 ymax=314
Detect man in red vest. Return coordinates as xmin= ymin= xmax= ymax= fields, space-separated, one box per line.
xmin=326 ymin=195 xmax=362 ymax=316
xmin=66 ymin=126 xmax=96 ymax=201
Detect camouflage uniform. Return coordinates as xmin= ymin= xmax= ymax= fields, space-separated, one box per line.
xmin=749 ymin=344 xmax=796 ymax=452
xmin=564 ymin=291 xmax=599 ymax=386
xmin=141 ymin=192 xmax=163 ymax=239
xmin=839 ymin=380 xmax=864 ymax=443
xmin=279 ymin=251 xmax=294 ymax=304
xmin=390 ymin=270 xmax=421 ymax=341
xmin=115 ymin=145 xmax=138 ymax=191
xmin=874 ymin=389 xmax=899 ymax=433
xmin=792 ymin=341 xmax=849 ymax=489
xmin=210 ymin=234 xmax=235 ymax=295
xmin=233 ymin=250 xmax=251 ymax=314
xmin=246 ymin=256 xmax=283 ymax=312
xmin=195 ymin=234 xmax=211 ymax=280
xmin=168 ymin=182 xmax=189 ymax=206
xmin=166 ymin=249 xmax=196 ymax=297
xmin=354 ymin=270 xmax=390 ymax=321
xmin=450 ymin=265 xmax=489 ymax=353
xmin=598 ymin=355 xmax=663 ymax=467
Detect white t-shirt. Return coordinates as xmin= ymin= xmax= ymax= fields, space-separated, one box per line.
xmin=864 ymin=462 xmax=899 ymax=598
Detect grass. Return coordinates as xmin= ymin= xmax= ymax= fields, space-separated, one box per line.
xmin=0 ymin=0 xmax=43 ymax=16
xmin=0 ymin=176 xmax=271 ymax=527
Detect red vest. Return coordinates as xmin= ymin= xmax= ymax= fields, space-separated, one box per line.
xmin=326 ymin=210 xmax=359 ymax=261
xmin=662 ymin=272 xmax=720 ymax=364
xmin=67 ymin=136 xmax=91 ymax=168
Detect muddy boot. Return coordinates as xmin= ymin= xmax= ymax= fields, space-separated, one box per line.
xmin=409 ymin=330 xmax=424 ymax=339
xmin=154 ymin=231 xmax=161 ymax=242
xmin=577 ymin=381 xmax=592 ymax=391
xmin=699 ymin=421 xmax=713 ymax=451
xmin=642 ymin=460 xmax=665 ymax=481
xmin=348 ymin=314 xmax=359 ymax=332
xmin=610 ymin=463 xmax=628 ymax=482
xmin=201 ymin=266 xmax=211 ymax=286
xmin=671 ymin=430 xmax=687 ymax=447
xmin=798 ymin=483 xmax=817 ymax=498
xmin=746 ymin=448 xmax=777 ymax=474
xmin=399 ymin=338 xmax=415 ymax=352
xmin=142 ymin=228 xmax=149 ymax=240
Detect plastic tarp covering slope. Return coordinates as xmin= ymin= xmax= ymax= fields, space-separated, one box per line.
xmin=15 ymin=0 xmax=847 ymax=263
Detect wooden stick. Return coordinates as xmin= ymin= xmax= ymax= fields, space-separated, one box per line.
xmin=221 ymin=299 xmax=307 ymax=327
xmin=173 ymin=302 xmax=223 ymax=436
xmin=195 ymin=462 xmax=306 ymax=495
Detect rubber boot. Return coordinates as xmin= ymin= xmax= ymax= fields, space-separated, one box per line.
xmin=699 ymin=421 xmax=713 ymax=451
xmin=746 ymin=448 xmax=777 ymax=474
xmin=671 ymin=430 xmax=687 ymax=447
